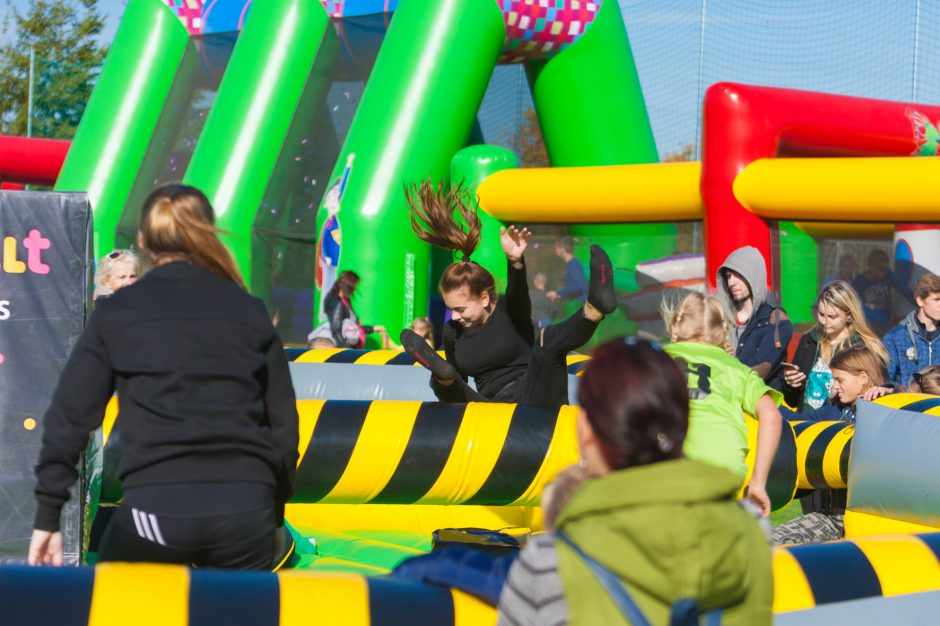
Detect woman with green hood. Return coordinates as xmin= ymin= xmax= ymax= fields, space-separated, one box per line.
xmin=497 ymin=338 xmax=773 ymax=626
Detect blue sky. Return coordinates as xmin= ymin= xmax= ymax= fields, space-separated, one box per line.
xmin=1 ymin=0 xmax=125 ymax=43
xmin=2 ymin=0 xmax=934 ymax=160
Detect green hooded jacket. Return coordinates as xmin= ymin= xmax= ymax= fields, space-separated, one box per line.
xmin=556 ymin=458 xmax=773 ymax=625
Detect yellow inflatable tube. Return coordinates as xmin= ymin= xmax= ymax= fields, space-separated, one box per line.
xmin=476 ymin=161 xmax=703 ymax=223
xmin=735 ymin=157 xmax=940 ymax=221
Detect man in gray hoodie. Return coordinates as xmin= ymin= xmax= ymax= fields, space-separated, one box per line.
xmin=717 ymin=246 xmax=793 ymax=389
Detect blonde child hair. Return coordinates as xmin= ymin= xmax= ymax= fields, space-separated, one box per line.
xmin=411 ymin=317 xmax=435 ymax=348
xmin=813 ymin=281 xmax=888 ymax=365
xmin=829 ymin=346 xmax=884 ymax=389
xmin=662 ymin=291 xmax=733 ymax=355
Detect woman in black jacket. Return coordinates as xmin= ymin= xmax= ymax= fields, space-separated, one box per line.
xmin=314 ymin=270 xmax=385 ymax=348
xmin=29 ymin=184 xmax=299 ymax=570
xmin=782 ymin=281 xmax=887 ymax=412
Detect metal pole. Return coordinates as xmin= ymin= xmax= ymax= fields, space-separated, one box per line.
xmin=27 ymin=48 xmax=34 ymax=138
xmin=913 ymin=0 xmax=922 ymax=101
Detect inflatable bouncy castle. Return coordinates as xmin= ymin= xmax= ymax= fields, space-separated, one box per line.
xmin=6 ymin=1 xmax=940 ymax=624
xmin=48 ymin=0 xmax=674 ymax=346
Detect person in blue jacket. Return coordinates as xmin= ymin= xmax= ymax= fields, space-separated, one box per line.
xmin=884 ymin=272 xmax=940 ymax=387
xmin=547 ymin=236 xmax=586 ymax=306
xmin=716 ymin=246 xmax=793 ymax=389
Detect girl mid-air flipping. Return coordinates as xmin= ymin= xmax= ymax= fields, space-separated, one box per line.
xmin=399 ymin=181 xmax=617 ymax=407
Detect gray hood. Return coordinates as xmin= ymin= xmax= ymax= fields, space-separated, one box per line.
xmin=717 ymin=246 xmax=768 ymax=328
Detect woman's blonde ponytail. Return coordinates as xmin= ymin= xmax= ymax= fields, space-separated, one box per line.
xmin=139 ymin=185 xmax=244 ymax=288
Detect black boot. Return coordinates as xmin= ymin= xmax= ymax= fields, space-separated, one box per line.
xmin=587 ymin=245 xmax=617 ymax=315
xmin=400 ymin=329 xmax=457 ymax=380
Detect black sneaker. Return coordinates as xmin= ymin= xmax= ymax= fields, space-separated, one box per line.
xmin=588 ymin=245 xmax=617 ymax=315
xmin=400 ymin=329 xmax=457 ymax=380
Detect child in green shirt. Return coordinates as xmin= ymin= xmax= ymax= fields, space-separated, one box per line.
xmin=663 ymin=292 xmax=783 ymax=517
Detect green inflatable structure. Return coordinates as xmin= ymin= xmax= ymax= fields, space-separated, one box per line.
xmin=57 ymin=0 xmax=668 ymax=346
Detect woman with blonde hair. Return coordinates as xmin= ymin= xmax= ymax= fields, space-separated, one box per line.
xmin=662 ymin=292 xmax=783 ymax=516
xmin=93 ymin=249 xmax=139 ymax=301
xmin=30 ymin=184 xmax=299 ymax=569
xmin=783 ymin=280 xmax=888 ymax=412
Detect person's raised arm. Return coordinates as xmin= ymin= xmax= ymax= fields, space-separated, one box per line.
xmin=501 ymin=225 xmax=533 ymax=331
xmin=31 ymin=309 xmax=115 ymax=565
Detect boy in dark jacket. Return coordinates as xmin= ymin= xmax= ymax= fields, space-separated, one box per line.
xmin=717 ymin=246 xmax=793 ymax=390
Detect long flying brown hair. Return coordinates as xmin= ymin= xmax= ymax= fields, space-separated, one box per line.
xmin=405 ymin=179 xmax=482 ymax=261
xmin=405 ymin=179 xmax=495 ymax=300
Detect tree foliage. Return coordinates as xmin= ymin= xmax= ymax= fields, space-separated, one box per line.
xmin=0 ymin=0 xmax=108 ymax=139
xmin=507 ymin=107 xmax=550 ymax=168
xmin=663 ymin=143 xmax=696 ymax=162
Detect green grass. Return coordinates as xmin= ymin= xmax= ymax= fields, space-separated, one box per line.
xmin=770 ymin=500 xmax=803 ymax=527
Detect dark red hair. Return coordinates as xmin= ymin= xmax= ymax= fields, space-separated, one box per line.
xmin=578 ymin=338 xmax=689 ymax=470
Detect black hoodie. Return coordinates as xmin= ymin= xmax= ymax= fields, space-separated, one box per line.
xmin=34 ymin=262 xmax=299 ymax=532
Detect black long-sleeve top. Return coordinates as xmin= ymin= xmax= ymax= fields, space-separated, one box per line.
xmin=434 ymin=259 xmax=534 ymax=400
xmin=34 ymin=262 xmax=299 ymax=532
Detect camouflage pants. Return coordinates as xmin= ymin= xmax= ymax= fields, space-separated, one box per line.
xmin=773 ymin=513 xmax=845 ymax=546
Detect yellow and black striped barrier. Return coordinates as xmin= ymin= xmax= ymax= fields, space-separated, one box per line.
xmin=286 ymin=348 xmax=591 ymax=375
xmin=773 ymin=531 xmax=940 ymax=613
xmin=0 ymin=562 xmax=495 ymax=626
xmin=872 ymin=392 xmax=940 ymax=415
xmin=743 ymin=417 xmax=798 ymax=511
xmin=790 ymin=420 xmax=853 ymax=490
xmin=102 ymin=400 xmax=580 ymax=507
xmin=101 ymin=399 xmax=801 ymax=511
xmin=786 ymin=395 xmax=940 ymax=491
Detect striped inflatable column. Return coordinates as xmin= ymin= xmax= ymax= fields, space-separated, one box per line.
xmin=0 ymin=563 xmax=495 ymax=626
xmin=287 ymin=400 xmax=579 ymax=506
xmin=773 ymin=532 xmax=940 ymax=615
xmin=97 ymin=400 xmax=580 ymax=507
xmin=790 ymin=420 xmax=853 ymax=490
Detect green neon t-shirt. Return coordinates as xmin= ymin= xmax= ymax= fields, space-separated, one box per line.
xmin=664 ymin=341 xmax=782 ymax=479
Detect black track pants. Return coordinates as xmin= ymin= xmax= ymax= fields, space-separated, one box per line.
xmin=97 ymin=482 xmax=276 ymax=570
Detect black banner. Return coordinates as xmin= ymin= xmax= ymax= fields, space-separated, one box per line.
xmin=0 ymin=192 xmax=91 ymax=563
